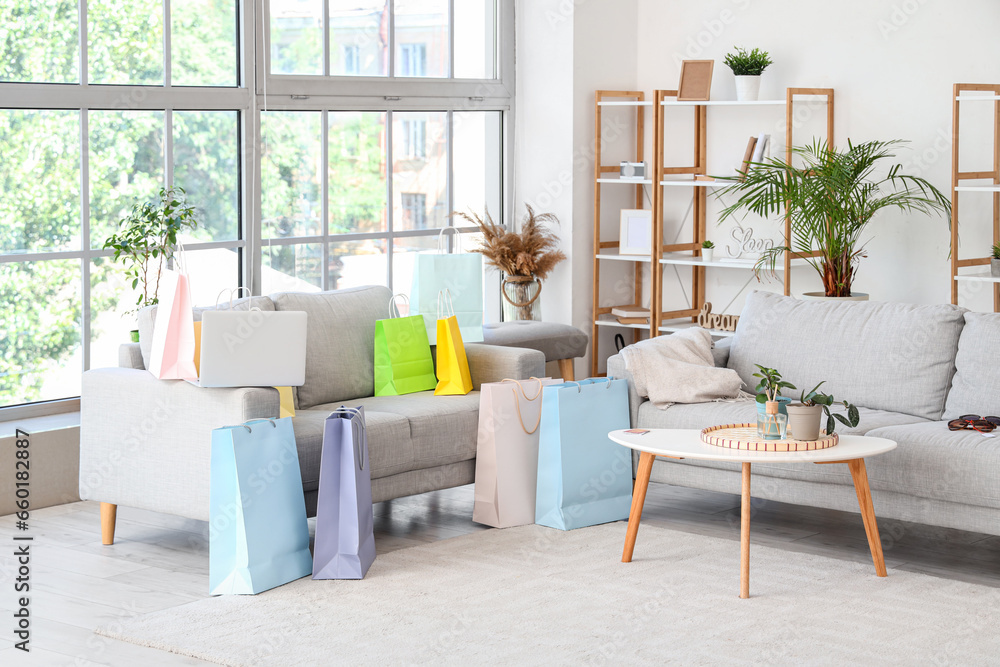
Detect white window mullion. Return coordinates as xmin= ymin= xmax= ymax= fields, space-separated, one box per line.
xmin=321 ymin=109 xmax=330 ymax=289
xmin=448 ymin=0 xmax=455 ymax=79
xmin=322 ymin=0 xmax=330 ymax=77
xmin=446 ymin=108 xmax=454 ymax=249
xmin=386 ymin=108 xmax=394 ymax=288
xmin=164 ymin=0 xmax=172 ymax=87
xmin=80 ymin=0 xmax=88 ymax=85
xmin=80 ymin=109 xmax=92 ymax=372
xmin=165 ymin=108 xmax=174 ymax=188
xmin=387 ymin=0 xmax=395 ymax=79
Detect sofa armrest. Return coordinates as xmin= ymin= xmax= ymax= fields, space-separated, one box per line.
xmin=607 ymin=353 xmax=646 ymax=428
xmin=80 ymin=368 xmax=279 ymax=521
xmin=464 ymin=343 xmax=546 ymax=389
xmin=119 ymin=343 xmax=145 ymax=370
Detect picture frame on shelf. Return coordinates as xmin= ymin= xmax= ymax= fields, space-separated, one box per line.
xmin=619 ymin=209 xmax=653 ymax=255
xmin=678 ymin=60 xmax=714 ymax=101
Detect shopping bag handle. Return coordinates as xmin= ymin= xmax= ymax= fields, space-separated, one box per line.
xmin=333 ymin=406 xmax=366 ymax=471
xmin=436 ymin=289 xmax=456 ymax=319
xmin=563 ymin=378 xmax=614 ymax=393
xmin=237 ymin=418 xmax=278 ymax=433
xmin=436 ymin=226 xmax=461 ymax=254
xmin=500 ymin=378 xmax=548 ymax=435
xmin=215 ymin=287 xmax=262 ymax=312
xmin=500 ymin=377 xmax=545 ymax=401
xmin=389 ymin=293 xmax=409 ymax=319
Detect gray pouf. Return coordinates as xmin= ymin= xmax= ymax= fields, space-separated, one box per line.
xmin=481 ymin=321 xmax=589 ymax=380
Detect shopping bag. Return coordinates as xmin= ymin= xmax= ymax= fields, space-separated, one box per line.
xmin=276 ymin=387 xmax=296 ymax=418
xmin=193 ymin=321 xmax=203 ymax=375
xmin=313 ymin=406 xmax=376 ymax=580
xmin=434 ymin=289 xmax=473 ymax=396
xmin=473 ymin=377 xmax=562 ymax=528
xmin=209 ymin=417 xmax=312 ymax=595
xmin=374 ymin=294 xmax=437 ymax=396
xmin=411 ymin=227 xmax=484 ymax=344
xmin=147 ymin=266 xmax=198 ymax=380
xmin=535 ymin=378 xmax=632 ymax=530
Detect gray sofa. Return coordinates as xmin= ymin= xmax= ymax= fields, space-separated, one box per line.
xmin=80 ymin=285 xmax=545 ymax=543
xmin=609 ymin=291 xmax=1000 ymax=537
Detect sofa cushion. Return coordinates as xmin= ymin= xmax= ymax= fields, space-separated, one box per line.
xmin=338 ymin=391 xmax=481 ymax=469
xmin=291 ymin=408 xmax=413 ymax=489
xmin=864 ymin=422 xmax=1000 ymax=510
xmin=271 ymin=285 xmax=392 ymax=409
xmin=137 ymin=295 xmax=275 ymax=370
xmin=728 ymin=291 xmax=966 ymax=420
xmin=943 ymin=312 xmax=1000 ymax=420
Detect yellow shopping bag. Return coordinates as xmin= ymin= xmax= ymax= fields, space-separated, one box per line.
xmin=434 ymin=290 xmax=473 ymax=396
xmin=275 ymin=386 xmax=296 ymax=418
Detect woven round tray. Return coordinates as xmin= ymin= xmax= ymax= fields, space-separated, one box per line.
xmin=700 ymin=423 xmax=839 ymax=452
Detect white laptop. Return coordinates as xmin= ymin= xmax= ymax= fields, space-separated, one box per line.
xmin=189 ymin=310 xmax=308 ymax=388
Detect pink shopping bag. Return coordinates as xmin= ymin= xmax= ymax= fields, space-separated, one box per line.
xmin=148 ymin=268 xmax=198 ymax=380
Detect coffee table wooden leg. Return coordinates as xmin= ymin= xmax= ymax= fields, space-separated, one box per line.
xmin=740 ymin=462 xmax=751 ymax=599
xmin=848 ymin=458 xmax=887 ymax=577
xmin=622 ymin=451 xmax=655 ymax=563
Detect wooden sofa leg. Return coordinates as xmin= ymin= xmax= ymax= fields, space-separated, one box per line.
xmin=557 ymin=358 xmax=575 ymax=381
xmin=101 ymin=503 xmax=117 ymax=545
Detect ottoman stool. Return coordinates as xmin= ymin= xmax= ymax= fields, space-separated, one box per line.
xmin=481 ymin=321 xmax=589 ymax=381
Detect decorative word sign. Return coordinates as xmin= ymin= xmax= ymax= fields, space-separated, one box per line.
xmin=697 ymin=302 xmax=740 ymax=332
xmin=726 ymin=223 xmax=774 ymax=259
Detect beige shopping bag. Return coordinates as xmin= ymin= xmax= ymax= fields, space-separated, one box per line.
xmin=473 ymin=377 xmax=562 ymax=528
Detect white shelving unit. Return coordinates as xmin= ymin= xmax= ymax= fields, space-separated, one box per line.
xmin=657 ymin=252 xmax=809 ymax=269
xmin=953 ymin=272 xmax=1000 ymax=284
xmin=595 ymin=248 xmax=652 ymax=263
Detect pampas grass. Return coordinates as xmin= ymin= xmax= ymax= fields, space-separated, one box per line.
xmin=453 ymin=205 xmax=566 ymax=279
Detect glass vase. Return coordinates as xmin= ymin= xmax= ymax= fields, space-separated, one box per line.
xmin=501 ymin=276 xmax=542 ymax=321
xmin=757 ymin=412 xmax=788 ymax=441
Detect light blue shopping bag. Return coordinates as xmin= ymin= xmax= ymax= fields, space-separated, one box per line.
xmin=535 ymin=378 xmax=633 ymax=530
xmin=209 ymin=417 xmax=313 ymax=595
xmin=410 ymin=227 xmax=484 ymax=345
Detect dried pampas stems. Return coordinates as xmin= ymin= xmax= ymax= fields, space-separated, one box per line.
xmin=452 ymin=205 xmax=567 ymax=280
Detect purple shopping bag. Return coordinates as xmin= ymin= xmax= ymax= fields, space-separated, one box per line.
xmin=312 ymin=406 xmax=376 ymax=580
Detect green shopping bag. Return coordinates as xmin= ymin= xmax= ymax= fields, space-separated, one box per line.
xmin=374 ymin=294 xmax=437 ymax=396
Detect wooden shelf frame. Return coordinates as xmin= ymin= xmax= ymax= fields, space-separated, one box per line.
xmin=951 ymin=83 xmax=1000 ymax=312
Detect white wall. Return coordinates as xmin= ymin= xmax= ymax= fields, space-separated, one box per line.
xmin=517 ymin=0 xmax=1000 ymax=374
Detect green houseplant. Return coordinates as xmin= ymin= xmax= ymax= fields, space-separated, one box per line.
xmin=753 ymin=365 xmax=795 ymax=440
xmin=787 ymin=381 xmax=861 ymax=441
xmin=103 ymin=187 xmax=199 ymax=340
xmin=718 ymin=139 xmax=951 ymax=299
xmin=701 ymin=239 xmax=715 ymax=263
xmin=991 ymin=242 xmax=1000 ymax=278
xmin=723 ymin=47 xmax=773 ymax=101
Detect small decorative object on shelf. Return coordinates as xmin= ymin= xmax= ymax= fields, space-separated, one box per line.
xmin=753 ymin=364 xmax=795 ymax=440
xmin=457 ymin=205 xmax=566 ymax=322
xmin=103 ymin=186 xmax=199 ymax=341
xmin=718 ymin=140 xmax=951 ymax=300
xmin=992 ymin=242 xmax=1000 ymax=277
xmin=619 ymin=209 xmax=653 ymax=255
xmin=725 ymin=222 xmax=774 ymax=259
xmin=787 ymin=381 xmax=861 ymax=441
xmin=678 ymin=60 xmax=714 ymax=101
xmin=701 ymin=240 xmax=715 ymax=263
xmin=696 ymin=302 xmax=739 ymax=332
xmin=612 ymin=305 xmax=650 ymax=325
xmin=619 ymin=161 xmax=647 ymax=181
xmin=723 ymin=47 xmax=773 ymax=102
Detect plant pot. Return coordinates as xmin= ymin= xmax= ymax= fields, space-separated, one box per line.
xmin=501 ymin=276 xmax=542 ymax=321
xmin=786 ymin=403 xmax=824 ymax=441
xmin=992 ymin=258 xmax=1000 ymax=278
xmin=130 ymin=329 xmax=140 ymax=343
xmin=701 ymin=248 xmax=714 ymax=263
xmin=734 ymin=75 xmax=761 ymax=102
xmin=800 ymin=292 xmax=870 ymax=302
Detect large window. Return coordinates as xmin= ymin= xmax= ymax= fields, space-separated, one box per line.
xmin=0 ymin=0 xmax=512 ymax=410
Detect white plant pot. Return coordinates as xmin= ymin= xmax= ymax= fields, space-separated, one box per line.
xmin=992 ymin=258 xmax=1000 ymax=277
xmin=800 ymin=292 xmax=870 ymax=302
xmin=701 ymin=248 xmax=714 ymax=263
xmin=734 ymin=75 xmax=761 ymax=102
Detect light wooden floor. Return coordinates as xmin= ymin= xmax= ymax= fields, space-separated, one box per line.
xmin=1 ymin=483 xmax=998 ymax=665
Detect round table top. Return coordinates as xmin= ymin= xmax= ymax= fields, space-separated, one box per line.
xmin=608 ymin=429 xmax=897 ymax=463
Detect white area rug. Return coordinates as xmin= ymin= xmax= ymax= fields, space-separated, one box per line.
xmin=98 ymin=523 xmax=1000 ymax=666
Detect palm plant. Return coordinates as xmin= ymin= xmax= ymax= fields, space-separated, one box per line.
xmin=717 ymin=139 xmax=951 ymax=297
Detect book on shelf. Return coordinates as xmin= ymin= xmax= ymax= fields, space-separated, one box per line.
xmin=616 ymin=316 xmax=649 ymax=325
xmin=751 ymin=133 xmax=770 ymax=164
xmin=739 ymin=136 xmax=757 ymax=181
xmin=611 ymin=305 xmax=650 ymax=318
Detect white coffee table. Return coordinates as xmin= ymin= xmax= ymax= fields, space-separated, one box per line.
xmin=608 ymin=429 xmax=897 ymax=599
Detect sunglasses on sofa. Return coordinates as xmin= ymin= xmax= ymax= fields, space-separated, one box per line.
xmin=948 ymin=415 xmax=1000 ymax=433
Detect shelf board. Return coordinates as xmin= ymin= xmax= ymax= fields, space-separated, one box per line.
xmin=954 ymin=272 xmax=1000 ymax=284
xmin=660 ymin=178 xmax=727 ymax=188
xmin=658 ymin=320 xmax=736 ymax=338
xmin=658 ymin=252 xmax=808 ymax=269
xmin=661 ymin=99 xmax=786 ymax=107
xmin=595 ymin=318 xmax=651 ymax=330
xmin=598 ymin=100 xmax=653 ymax=107
xmin=954 ymin=185 xmax=1000 ymax=192
xmin=596 ymin=249 xmax=652 ymax=263
xmin=955 ymin=95 xmax=1000 ymax=102
xmin=597 ymin=177 xmax=652 ymax=185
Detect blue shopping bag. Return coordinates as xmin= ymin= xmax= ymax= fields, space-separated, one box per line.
xmin=209 ymin=417 xmax=313 ymax=595
xmin=313 ymin=406 xmax=376 ymax=580
xmin=535 ymin=378 xmax=632 ymax=530
xmin=410 ymin=227 xmax=484 ymax=345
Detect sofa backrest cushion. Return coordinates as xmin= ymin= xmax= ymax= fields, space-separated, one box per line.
xmin=943 ymin=312 xmax=1000 ymax=420
xmin=271 ymin=285 xmax=392 ymax=409
xmin=728 ymin=291 xmax=966 ymax=420
xmin=137 ymin=295 xmax=276 ymax=370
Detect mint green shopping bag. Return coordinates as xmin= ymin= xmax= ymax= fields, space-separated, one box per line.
xmin=374 ymin=294 xmax=437 ymax=396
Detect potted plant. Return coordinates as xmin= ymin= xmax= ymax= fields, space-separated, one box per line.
xmin=454 ymin=205 xmax=566 ymax=321
xmin=723 ymin=47 xmax=773 ymax=102
xmin=753 ymin=365 xmax=795 ymax=440
xmin=718 ymin=140 xmax=951 ymax=300
xmin=992 ymin=242 xmax=1000 ymax=278
xmin=787 ymin=381 xmax=861 ymax=441
xmin=701 ymin=239 xmax=716 ymax=263
xmin=103 ymin=187 xmax=199 ymax=341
